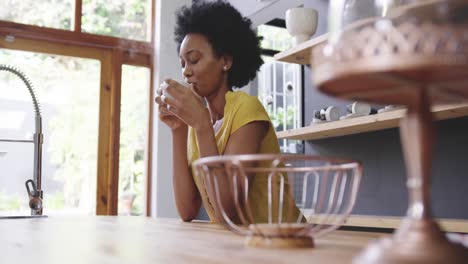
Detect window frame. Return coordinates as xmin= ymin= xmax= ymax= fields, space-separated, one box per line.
xmin=0 ymin=0 xmax=156 ymax=216
xmin=258 ymin=18 xmax=305 ymax=148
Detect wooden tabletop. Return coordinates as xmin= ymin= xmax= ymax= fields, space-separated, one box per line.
xmin=0 ymin=216 xmax=388 ymax=264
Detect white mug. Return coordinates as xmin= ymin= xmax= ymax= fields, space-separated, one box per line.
xmin=159 ymin=80 xmax=190 ymax=100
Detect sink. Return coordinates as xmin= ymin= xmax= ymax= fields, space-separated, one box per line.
xmin=0 ymin=215 xmax=48 ymax=220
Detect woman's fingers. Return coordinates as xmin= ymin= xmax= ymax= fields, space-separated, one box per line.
xmin=157 ymin=78 xmax=205 ymax=124
xmin=155 ymin=94 xmax=166 ymax=105
xmin=166 ymin=104 xmax=180 ymax=116
xmin=156 ymin=87 xmax=163 ymax=96
xmin=160 ymin=91 xmax=182 ymax=111
xmin=158 ymin=98 xmax=181 ymax=119
xmin=157 ymin=79 xmax=185 ymax=109
xmin=156 ymin=95 xmax=180 ymax=120
xmin=158 ymin=104 xmax=169 ymax=115
xmin=155 ymin=94 xmax=178 ymax=110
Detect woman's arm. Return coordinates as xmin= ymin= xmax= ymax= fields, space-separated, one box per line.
xmin=223 ymin=121 xmax=268 ymax=155
xmin=172 ymin=126 xmax=202 ymax=222
xmin=192 ymin=114 xmax=220 ymax=157
xmin=155 ymin=89 xmax=201 ymax=222
xmin=161 ymin=80 xmax=269 ymax=220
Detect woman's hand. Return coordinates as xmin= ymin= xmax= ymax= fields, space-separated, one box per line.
xmin=161 ymin=79 xmax=211 ymax=132
xmin=155 ymin=82 xmax=186 ymax=131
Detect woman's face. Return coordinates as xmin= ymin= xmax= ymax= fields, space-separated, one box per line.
xmin=179 ymin=33 xmax=230 ymax=97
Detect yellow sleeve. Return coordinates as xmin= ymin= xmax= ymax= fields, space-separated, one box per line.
xmin=230 ymin=95 xmax=271 ymax=134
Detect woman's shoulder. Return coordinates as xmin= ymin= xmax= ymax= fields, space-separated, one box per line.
xmin=225 ymin=90 xmax=270 ymax=126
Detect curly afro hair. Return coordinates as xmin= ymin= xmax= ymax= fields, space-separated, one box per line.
xmin=174 ymin=0 xmax=264 ymax=88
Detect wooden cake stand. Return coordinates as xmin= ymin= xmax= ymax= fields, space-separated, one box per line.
xmin=312 ymin=1 xmax=468 ymax=263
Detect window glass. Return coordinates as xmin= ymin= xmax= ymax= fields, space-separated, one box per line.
xmin=258 ymin=24 xmax=293 ymax=52
xmin=0 ymin=0 xmax=74 ymax=30
xmin=118 ymin=65 xmax=150 ymax=216
xmin=82 ymin=0 xmax=152 ymax=41
xmin=257 ymin=60 xmax=302 ymax=153
xmin=0 ymin=49 xmax=100 ymax=216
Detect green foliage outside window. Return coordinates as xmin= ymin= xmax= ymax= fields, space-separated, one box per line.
xmin=257 ymin=24 xmax=293 ymax=52
xmin=0 ymin=0 xmax=74 ymax=30
xmin=82 ymin=0 xmax=151 ymax=41
xmin=0 ymin=0 xmax=151 ymax=41
xmin=0 ymin=192 xmax=21 ymax=211
xmin=266 ymin=105 xmax=296 ymax=131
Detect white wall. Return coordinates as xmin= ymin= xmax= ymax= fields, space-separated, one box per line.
xmin=151 ymin=0 xmax=192 ymax=218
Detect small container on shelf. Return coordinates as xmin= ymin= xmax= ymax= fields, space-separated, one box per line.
xmin=377 ymin=105 xmax=404 ymax=113
xmin=311 ymin=106 xmax=340 ymax=124
xmin=285 ymin=7 xmax=318 ymax=45
xmin=340 ymin=102 xmax=375 ymax=120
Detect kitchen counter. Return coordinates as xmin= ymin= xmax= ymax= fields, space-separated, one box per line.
xmin=0 ymin=216 xmax=388 ymax=263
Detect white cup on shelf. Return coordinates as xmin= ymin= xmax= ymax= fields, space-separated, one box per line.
xmin=285 ymin=7 xmax=319 ymax=45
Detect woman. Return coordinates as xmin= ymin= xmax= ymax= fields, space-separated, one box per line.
xmin=155 ymin=0 xmax=298 ymax=223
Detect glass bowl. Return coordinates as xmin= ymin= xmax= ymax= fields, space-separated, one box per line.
xmin=193 ymin=154 xmax=362 ymax=248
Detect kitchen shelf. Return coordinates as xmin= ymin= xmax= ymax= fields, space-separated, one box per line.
xmin=273 ymin=33 xmax=328 ymax=64
xmin=307 ymin=214 xmax=468 ymax=233
xmin=273 ymin=16 xmax=385 ymax=65
xmin=277 ymin=104 xmax=468 ymax=140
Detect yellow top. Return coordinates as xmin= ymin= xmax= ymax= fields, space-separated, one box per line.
xmin=188 ymin=91 xmax=300 ymax=223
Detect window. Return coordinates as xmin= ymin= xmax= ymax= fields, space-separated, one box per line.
xmin=0 ymin=0 xmax=154 ymax=216
xmin=82 ymin=0 xmax=153 ymax=41
xmin=257 ymin=20 xmax=303 ymax=154
xmin=0 ymin=49 xmax=100 ymax=216
xmin=118 ymin=65 xmax=150 ymax=216
xmin=258 ymin=23 xmax=293 ymax=52
xmin=0 ymin=0 xmax=153 ymax=42
xmin=0 ymin=0 xmax=75 ymax=30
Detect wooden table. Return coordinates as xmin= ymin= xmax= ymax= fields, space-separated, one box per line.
xmin=0 ymin=216 xmax=388 ymax=263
